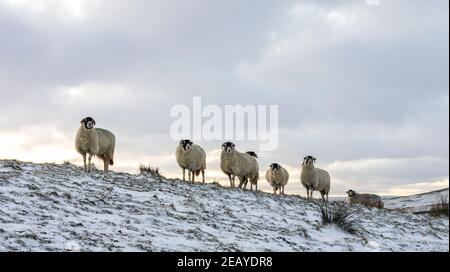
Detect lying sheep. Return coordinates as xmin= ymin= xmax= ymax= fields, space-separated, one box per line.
xmin=346 ymin=190 xmax=384 ymax=209
xmin=175 ymin=140 xmax=206 ymax=183
xmin=300 ymin=155 xmax=330 ymax=201
xmin=265 ymin=163 xmax=289 ymax=195
xmin=75 ymin=117 xmax=116 ymax=173
xmin=238 ymin=151 xmax=259 ymax=191
xmin=220 ymin=142 xmax=253 ymax=188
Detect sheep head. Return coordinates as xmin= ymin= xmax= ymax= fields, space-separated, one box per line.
xmin=80 ymin=117 xmax=96 ymax=130
xmin=179 ymin=139 xmax=193 ymax=151
xmin=269 ymin=163 xmax=281 ymax=173
xmin=346 ymin=190 xmax=356 ymax=197
xmin=246 ymin=151 xmax=258 ymax=158
xmin=221 ymin=142 xmax=235 ymax=153
xmin=302 ymin=155 xmax=316 ymax=167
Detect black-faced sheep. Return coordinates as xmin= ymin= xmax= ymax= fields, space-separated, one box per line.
xmin=300 ymin=155 xmax=330 ymax=201
xmin=265 ymin=163 xmax=289 ymax=195
xmin=75 ymin=117 xmax=115 ymax=173
xmin=220 ymin=142 xmax=253 ymax=188
xmin=238 ymin=151 xmax=260 ymax=191
xmin=175 ymin=140 xmax=206 ymax=183
xmin=346 ymin=190 xmax=384 ymax=209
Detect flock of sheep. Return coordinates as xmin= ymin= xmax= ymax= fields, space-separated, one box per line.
xmin=75 ymin=117 xmax=384 ymax=209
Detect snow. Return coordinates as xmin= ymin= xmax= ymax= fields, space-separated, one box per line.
xmin=384 ymin=188 xmax=449 ymax=213
xmin=0 ymin=159 xmax=448 ymax=252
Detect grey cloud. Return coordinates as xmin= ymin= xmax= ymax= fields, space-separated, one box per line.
xmin=0 ymin=0 xmax=448 ymax=195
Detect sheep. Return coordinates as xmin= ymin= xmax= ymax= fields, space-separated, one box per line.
xmin=220 ymin=142 xmax=253 ymax=188
xmin=238 ymin=151 xmax=260 ymax=191
xmin=75 ymin=117 xmax=116 ymax=173
xmin=265 ymin=163 xmax=289 ymax=195
xmin=175 ymin=139 xmax=206 ymax=183
xmin=346 ymin=190 xmax=384 ymax=209
xmin=300 ymin=155 xmax=330 ymax=201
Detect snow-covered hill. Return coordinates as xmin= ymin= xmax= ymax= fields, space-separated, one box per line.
xmin=383 ymin=188 xmax=449 ymax=213
xmin=0 ymin=160 xmax=448 ymax=252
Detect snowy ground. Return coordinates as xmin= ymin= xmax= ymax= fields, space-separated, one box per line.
xmin=383 ymin=188 xmax=449 ymax=213
xmin=0 ymin=160 xmax=448 ymax=252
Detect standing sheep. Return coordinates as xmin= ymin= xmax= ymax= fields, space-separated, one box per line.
xmin=75 ymin=117 xmax=116 ymax=173
xmin=238 ymin=151 xmax=260 ymax=191
xmin=220 ymin=142 xmax=253 ymax=188
xmin=346 ymin=190 xmax=384 ymax=209
xmin=265 ymin=163 xmax=289 ymax=195
xmin=175 ymin=140 xmax=206 ymax=183
xmin=300 ymin=156 xmax=330 ymax=201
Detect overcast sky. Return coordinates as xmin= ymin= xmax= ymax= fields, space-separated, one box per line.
xmin=0 ymin=0 xmax=448 ymax=196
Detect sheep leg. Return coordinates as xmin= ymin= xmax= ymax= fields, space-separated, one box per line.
xmin=104 ymin=155 xmax=111 ymax=172
xmin=273 ymin=188 xmax=277 ymax=195
xmin=282 ymin=186 xmax=285 ymax=195
xmin=306 ymin=188 xmax=309 ymax=199
xmin=103 ymin=158 xmax=108 ymax=173
xmin=231 ymin=175 xmax=236 ymax=188
xmin=182 ymin=168 xmax=186 ymax=181
xmin=238 ymin=177 xmax=245 ymax=189
xmin=192 ymin=171 xmax=195 ymax=183
xmin=202 ymin=169 xmax=205 ymax=184
xmin=87 ymin=154 xmax=93 ymax=172
xmin=82 ymin=154 xmax=87 ymax=172
xmin=255 ymin=183 xmax=258 ymax=192
xmin=227 ymin=175 xmax=232 ymax=187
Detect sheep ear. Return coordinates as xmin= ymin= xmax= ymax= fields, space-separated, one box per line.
xmin=93 ymin=119 xmax=96 ymax=126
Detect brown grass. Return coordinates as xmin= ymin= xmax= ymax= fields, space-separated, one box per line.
xmin=139 ymin=164 xmax=161 ymax=177
xmin=429 ymin=194 xmax=449 ymax=217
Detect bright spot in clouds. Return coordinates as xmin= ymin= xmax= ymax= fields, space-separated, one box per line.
xmin=1 ymin=0 xmax=85 ymax=21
